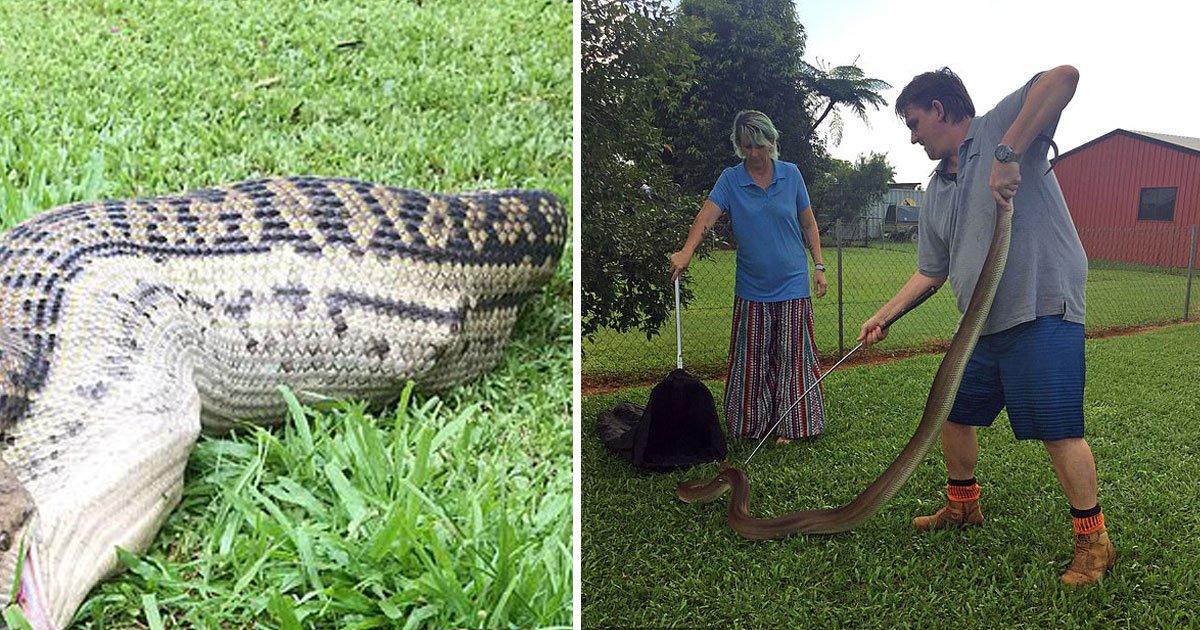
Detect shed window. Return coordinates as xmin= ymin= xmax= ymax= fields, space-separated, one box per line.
xmin=1137 ymin=187 xmax=1176 ymax=221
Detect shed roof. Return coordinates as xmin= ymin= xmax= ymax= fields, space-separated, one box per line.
xmin=1129 ymin=130 xmax=1200 ymax=151
xmin=1057 ymin=128 xmax=1200 ymax=162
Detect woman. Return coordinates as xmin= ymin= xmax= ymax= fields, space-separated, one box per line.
xmin=669 ymin=110 xmax=827 ymax=443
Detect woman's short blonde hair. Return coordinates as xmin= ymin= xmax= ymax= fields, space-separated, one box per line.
xmin=730 ymin=110 xmax=780 ymax=159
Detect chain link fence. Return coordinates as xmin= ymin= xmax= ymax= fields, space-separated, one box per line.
xmin=582 ymin=218 xmax=1199 ymax=387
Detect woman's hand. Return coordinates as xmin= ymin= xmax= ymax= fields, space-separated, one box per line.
xmin=669 ymin=250 xmax=693 ymax=281
xmin=812 ymin=269 xmax=828 ymax=298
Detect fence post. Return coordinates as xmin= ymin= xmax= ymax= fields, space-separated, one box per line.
xmin=1185 ymin=224 xmax=1197 ymax=321
xmin=836 ymin=218 xmax=844 ymax=355
xmin=1170 ymin=224 xmax=1178 ymax=274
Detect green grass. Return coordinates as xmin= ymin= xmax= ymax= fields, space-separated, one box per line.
xmin=581 ymin=322 xmax=1200 ymax=628
xmin=0 ymin=0 xmax=571 ymax=627
xmin=0 ymin=0 xmax=570 ymax=219
xmin=583 ymin=245 xmax=1200 ymax=384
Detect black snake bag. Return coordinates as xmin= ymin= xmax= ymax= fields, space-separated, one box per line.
xmin=597 ymin=369 xmax=727 ymax=472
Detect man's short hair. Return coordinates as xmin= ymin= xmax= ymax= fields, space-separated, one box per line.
xmin=895 ymin=67 xmax=975 ymax=123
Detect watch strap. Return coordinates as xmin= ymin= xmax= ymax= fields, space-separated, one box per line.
xmin=995 ymin=143 xmax=1023 ymax=163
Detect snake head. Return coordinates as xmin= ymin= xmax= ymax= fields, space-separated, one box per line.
xmin=0 ymin=460 xmax=51 ymax=629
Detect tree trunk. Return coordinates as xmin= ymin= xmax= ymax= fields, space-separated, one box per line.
xmin=809 ymin=101 xmax=835 ymax=135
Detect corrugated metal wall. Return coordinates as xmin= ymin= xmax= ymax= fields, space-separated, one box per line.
xmin=864 ymin=187 xmax=925 ymax=220
xmin=1056 ymin=132 xmax=1200 ymax=268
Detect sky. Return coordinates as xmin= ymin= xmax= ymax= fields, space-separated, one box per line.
xmin=798 ymin=0 xmax=1200 ymax=184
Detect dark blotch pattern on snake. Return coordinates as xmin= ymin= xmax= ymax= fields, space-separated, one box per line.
xmin=0 ymin=176 xmax=566 ymax=628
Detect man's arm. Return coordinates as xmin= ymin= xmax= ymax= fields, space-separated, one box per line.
xmin=990 ymin=65 xmax=1079 ymax=208
xmin=858 ymin=271 xmax=946 ymax=346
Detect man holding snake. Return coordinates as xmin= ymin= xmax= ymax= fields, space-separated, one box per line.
xmin=858 ymin=65 xmax=1115 ymax=586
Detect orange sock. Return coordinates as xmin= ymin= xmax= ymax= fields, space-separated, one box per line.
xmin=946 ymin=478 xmax=980 ymax=502
xmin=1071 ymin=505 xmax=1105 ymax=535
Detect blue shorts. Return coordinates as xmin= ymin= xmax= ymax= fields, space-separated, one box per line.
xmin=948 ymin=315 xmax=1085 ymax=441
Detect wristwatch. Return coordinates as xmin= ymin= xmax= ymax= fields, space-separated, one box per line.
xmin=814 ymin=264 xmax=826 ymax=272
xmin=994 ymin=143 xmax=1023 ymax=163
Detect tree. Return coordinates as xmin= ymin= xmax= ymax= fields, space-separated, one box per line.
xmin=658 ymin=0 xmax=825 ymax=195
xmin=582 ymin=0 xmax=699 ymax=340
xmin=808 ymin=152 xmax=894 ymax=227
xmin=801 ymin=60 xmax=892 ymax=145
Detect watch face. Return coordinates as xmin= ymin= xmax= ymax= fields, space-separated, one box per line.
xmin=995 ymin=145 xmax=1011 ymax=161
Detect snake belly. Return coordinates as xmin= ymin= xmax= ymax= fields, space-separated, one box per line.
xmin=677 ymin=202 xmax=1012 ymax=538
xmin=0 ymin=176 xmax=565 ymax=627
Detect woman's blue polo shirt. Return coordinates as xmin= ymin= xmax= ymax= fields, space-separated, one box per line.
xmin=708 ymin=159 xmax=813 ymax=302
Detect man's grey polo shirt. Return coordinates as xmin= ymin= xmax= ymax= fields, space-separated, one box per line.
xmin=917 ymin=73 xmax=1087 ymax=336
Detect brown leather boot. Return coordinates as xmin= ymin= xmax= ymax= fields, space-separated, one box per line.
xmin=912 ymin=499 xmax=984 ymax=532
xmin=1061 ymin=526 xmax=1116 ymax=586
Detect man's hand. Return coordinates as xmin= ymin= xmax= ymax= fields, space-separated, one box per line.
xmin=857 ymin=313 xmax=890 ymax=347
xmin=990 ymin=159 xmax=1020 ymax=209
xmin=669 ymin=250 xmax=692 ymax=281
xmin=813 ymin=270 xmax=828 ymax=298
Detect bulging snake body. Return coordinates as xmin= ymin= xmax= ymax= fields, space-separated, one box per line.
xmin=677 ymin=202 xmax=1012 ymax=538
xmin=0 ymin=176 xmax=565 ymax=627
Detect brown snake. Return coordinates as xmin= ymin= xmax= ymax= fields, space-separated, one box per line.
xmin=676 ymin=202 xmax=1013 ymax=538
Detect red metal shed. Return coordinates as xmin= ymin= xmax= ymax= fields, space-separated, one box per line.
xmin=1054 ymin=129 xmax=1200 ymax=269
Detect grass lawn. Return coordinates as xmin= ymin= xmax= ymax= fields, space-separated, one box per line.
xmin=581 ymin=322 xmax=1200 ymax=628
xmin=583 ymin=245 xmax=1199 ymax=384
xmin=0 ymin=1 xmax=571 ymax=627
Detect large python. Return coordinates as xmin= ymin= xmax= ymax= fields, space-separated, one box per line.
xmin=0 ymin=176 xmax=565 ymax=628
xmin=677 ymin=202 xmax=1012 ymax=538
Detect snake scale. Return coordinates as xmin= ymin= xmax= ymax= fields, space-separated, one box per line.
xmin=677 ymin=202 xmax=1012 ymax=538
xmin=0 ymin=176 xmax=565 ymax=628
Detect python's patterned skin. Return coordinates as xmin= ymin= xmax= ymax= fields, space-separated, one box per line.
xmin=0 ymin=176 xmax=565 ymax=628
